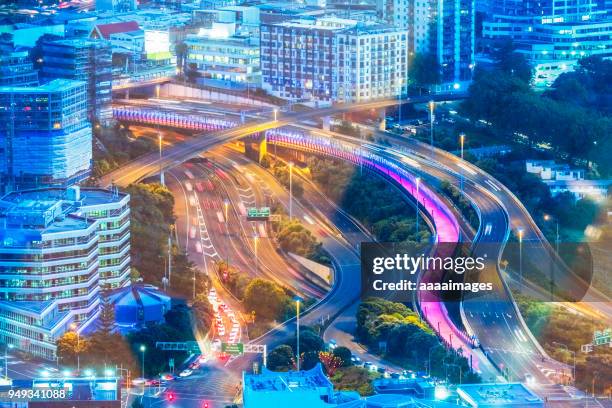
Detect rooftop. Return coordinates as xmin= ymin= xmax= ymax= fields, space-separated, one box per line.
xmin=2 ymin=187 xmax=128 ymax=209
xmin=457 ymin=383 xmax=543 ymax=407
xmin=245 ymin=364 xmax=332 ymax=392
xmin=93 ymin=20 xmax=140 ymax=39
xmin=0 ymin=78 xmax=85 ymax=94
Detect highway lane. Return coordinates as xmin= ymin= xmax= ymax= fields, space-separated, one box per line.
xmin=100 ymin=95 xmax=465 ymax=188
xmin=287 ymin=126 xmax=572 ymax=385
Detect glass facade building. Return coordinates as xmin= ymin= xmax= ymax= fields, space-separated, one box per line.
xmin=0 ymin=79 xmax=92 ymax=192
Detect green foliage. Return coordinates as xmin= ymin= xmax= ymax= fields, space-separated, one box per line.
xmin=546 ymin=55 xmax=612 ymax=114
xmin=288 ymin=326 xmax=325 ymax=355
xmin=192 ymin=294 xmax=214 ymax=335
xmin=217 ymin=260 xmax=251 ymax=300
xmin=92 ymin=125 xmax=156 ymax=178
xmin=409 ymin=53 xmax=441 ymax=88
xmin=267 ymin=345 xmax=295 ymax=371
xmin=356 ymin=298 xmax=479 ymax=384
xmin=331 ymin=366 xmax=378 ymax=396
xmin=461 ymin=65 xmax=612 ymax=176
xmin=308 ymin=157 xmax=429 ymax=244
xmin=272 ymin=163 xmax=304 ymax=198
xmin=439 ymin=180 xmax=479 ymax=229
xmin=490 ymin=38 xmax=534 ymax=83
xmin=333 ymin=346 xmax=353 ymax=367
xmin=244 ymin=278 xmax=289 ymax=322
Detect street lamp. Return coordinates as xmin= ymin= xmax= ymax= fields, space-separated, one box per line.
xmin=70 ymin=322 xmax=80 ymax=373
xmin=543 ymin=214 xmax=559 ymax=301
xmin=415 ymin=177 xmax=421 ymax=237
xmin=4 ymin=344 xmax=14 ymax=379
xmin=518 ymin=228 xmax=524 ymax=287
xmin=273 ymin=108 xmax=278 ymax=122
xmin=158 ymin=133 xmax=164 ymax=186
xmin=288 ymin=161 xmax=294 ymax=220
xmin=295 ymin=296 xmax=302 ymax=371
xmin=140 ymin=345 xmax=146 ymax=378
xmin=552 ymin=342 xmax=575 ymax=387
xmin=428 ymin=101 xmax=435 ymax=152
xmin=543 ymin=214 xmax=560 ymax=254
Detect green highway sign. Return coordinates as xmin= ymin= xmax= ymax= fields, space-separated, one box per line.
xmin=246 ymin=207 xmax=270 ymax=221
xmin=593 ymin=328 xmax=611 ymax=346
xmin=221 ymin=343 xmax=244 ymax=355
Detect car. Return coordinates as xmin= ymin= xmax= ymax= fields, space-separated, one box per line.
xmin=161 ymin=373 xmax=175 ymax=381
xmin=377 ymin=367 xmax=386 ymax=374
xmin=218 ymin=327 xmax=225 ymax=336
xmin=189 ymin=361 xmax=200 ymax=369
xmin=363 ymin=362 xmax=373 ymax=369
xmin=328 ymin=339 xmax=337 ymax=350
xmin=524 ymin=373 xmax=535 ymax=385
xmin=390 ymin=372 xmax=400 ymax=379
xmin=179 ymin=369 xmax=193 ymax=377
xmin=350 ymin=356 xmax=361 ymax=364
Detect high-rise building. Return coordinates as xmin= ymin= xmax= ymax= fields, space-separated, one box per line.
xmin=260 ymin=17 xmax=408 ymax=104
xmin=0 ymin=50 xmax=39 ymax=87
xmin=0 ymin=186 xmax=131 ymax=358
xmin=0 ymin=79 xmax=92 ymax=192
xmin=40 ymin=38 xmax=113 ymax=125
xmin=377 ymin=0 xmax=476 ymax=84
xmin=480 ymin=0 xmax=611 ymax=86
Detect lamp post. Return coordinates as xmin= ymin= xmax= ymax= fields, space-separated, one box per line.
xmin=158 ymin=133 xmax=164 ymax=186
xmin=544 ymin=214 xmax=558 ymax=300
xmin=518 ymin=228 xmax=524 ymax=287
xmin=295 ymin=296 xmax=302 ymax=371
xmin=553 ymin=342 xmax=575 ymax=387
xmin=4 ymin=344 xmax=13 ymax=379
xmin=428 ymin=101 xmax=435 ymax=152
xmin=70 ymin=323 xmax=80 ymax=373
xmin=273 ymin=108 xmax=278 ymax=122
xmin=288 ymin=161 xmax=294 ymax=220
xmin=415 ymin=177 xmax=421 ymax=237
xmin=140 ymin=345 xmax=146 ymax=378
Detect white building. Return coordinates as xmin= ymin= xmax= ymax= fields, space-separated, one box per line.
xmin=525 ymin=160 xmax=585 ymax=181
xmin=185 ymin=22 xmax=261 ymax=88
xmin=0 ymin=186 xmax=131 ymax=358
xmin=260 ymin=17 xmax=409 ymax=104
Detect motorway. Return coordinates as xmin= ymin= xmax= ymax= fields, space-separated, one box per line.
xmin=105 ymin=96 xmax=609 ymax=404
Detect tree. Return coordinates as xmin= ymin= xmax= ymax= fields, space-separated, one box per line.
xmin=331 ymin=366 xmax=377 ymax=396
xmin=192 ymin=294 xmax=214 ymax=334
xmin=267 ymin=345 xmax=294 ymax=371
xmin=491 ymin=38 xmax=534 ymax=83
xmin=98 ymin=286 xmax=116 ymax=336
xmin=319 ymin=351 xmax=342 ymax=376
xmin=56 ymin=332 xmax=89 ymax=367
xmin=333 ymin=346 xmax=353 ymax=367
xmin=243 ymin=279 xmax=288 ymax=322
xmin=409 ymin=53 xmax=441 ymax=90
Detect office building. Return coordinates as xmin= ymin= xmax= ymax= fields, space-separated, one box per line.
xmin=185 ymin=22 xmax=261 ymax=88
xmin=481 ymin=10 xmax=612 ymax=86
xmin=0 ymin=79 xmax=92 ymax=192
xmin=0 ymin=186 xmax=131 ymax=358
xmin=0 ymin=50 xmax=39 ymax=87
xmin=40 ymin=38 xmax=113 ymax=124
xmin=260 ymin=17 xmax=408 ymax=104
xmin=377 ymin=0 xmax=476 ymax=84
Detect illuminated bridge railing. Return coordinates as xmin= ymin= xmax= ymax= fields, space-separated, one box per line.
xmin=113 ymin=106 xmax=238 ymax=131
